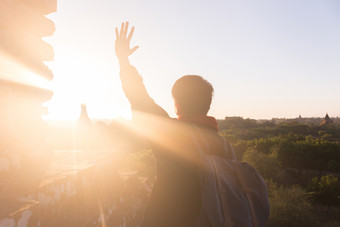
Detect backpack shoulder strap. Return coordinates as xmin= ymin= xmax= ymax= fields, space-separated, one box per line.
xmin=232 ymin=161 xmax=259 ymax=227
xmin=222 ymin=137 xmax=237 ymax=160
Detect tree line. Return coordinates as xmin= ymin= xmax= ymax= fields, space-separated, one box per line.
xmin=218 ymin=116 xmax=340 ymax=226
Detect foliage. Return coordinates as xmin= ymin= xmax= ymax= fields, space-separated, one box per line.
xmin=266 ymin=181 xmax=314 ymax=227
xmin=307 ymin=175 xmax=340 ymax=207
xmin=277 ymin=138 xmax=340 ymax=174
xmin=219 ymin=117 xmax=340 ymax=226
xmin=223 ymin=128 xmax=340 ymax=174
xmin=242 ymin=148 xmax=281 ymax=180
xmin=218 ymin=117 xmax=340 ymax=141
xmin=229 ymin=139 xmax=248 ymax=160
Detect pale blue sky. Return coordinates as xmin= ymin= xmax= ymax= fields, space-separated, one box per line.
xmin=45 ymin=0 xmax=340 ymax=120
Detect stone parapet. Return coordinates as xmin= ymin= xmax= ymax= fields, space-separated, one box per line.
xmin=0 ymin=150 xmax=149 ymax=226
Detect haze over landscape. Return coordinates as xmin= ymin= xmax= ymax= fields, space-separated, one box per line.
xmin=44 ymin=0 xmax=340 ymax=121
xmin=1 ymin=1 xmax=340 ymax=225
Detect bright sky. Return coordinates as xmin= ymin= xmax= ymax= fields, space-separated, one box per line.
xmin=44 ymin=0 xmax=340 ymax=121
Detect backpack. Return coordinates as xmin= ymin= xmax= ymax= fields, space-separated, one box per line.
xmin=191 ymin=128 xmax=270 ymax=227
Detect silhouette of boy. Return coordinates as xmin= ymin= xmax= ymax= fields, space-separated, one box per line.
xmin=115 ymin=22 xmax=225 ymax=227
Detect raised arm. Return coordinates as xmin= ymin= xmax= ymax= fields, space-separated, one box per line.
xmin=115 ymin=22 xmax=168 ymax=117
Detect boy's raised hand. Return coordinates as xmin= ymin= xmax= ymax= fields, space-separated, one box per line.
xmin=115 ymin=22 xmax=139 ymax=63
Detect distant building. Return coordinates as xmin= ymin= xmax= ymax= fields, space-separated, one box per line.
xmin=320 ymin=113 xmax=333 ymax=126
xmin=76 ymin=104 xmax=94 ymax=149
xmin=77 ymin=104 xmax=92 ymax=127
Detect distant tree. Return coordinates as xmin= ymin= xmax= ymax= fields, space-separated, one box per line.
xmin=267 ymin=181 xmax=314 ymax=227
xmin=253 ymin=137 xmax=279 ymax=154
xmin=277 ymin=138 xmax=340 ymax=174
xmin=307 ymin=175 xmax=340 ymax=207
xmin=243 ymin=148 xmax=281 ymax=180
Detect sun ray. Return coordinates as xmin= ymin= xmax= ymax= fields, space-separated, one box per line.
xmin=0 ymin=51 xmax=51 ymax=91
xmin=115 ymin=110 xmax=206 ymax=166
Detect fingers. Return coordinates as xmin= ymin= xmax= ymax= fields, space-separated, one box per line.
xmin=127 ymin=26 xmax=135 ymax=41
xmin=130 ymin=46 xmax=139 ymax=55
xmin=120 ymin=22 xmax=124 ymax=37
xmin=122 ymin=22 xmax=129 ymax=38
xmin=117 ymin=22 xmax=134 ymax=40
xmin=115 ymin=27 xmax=119 ymax=39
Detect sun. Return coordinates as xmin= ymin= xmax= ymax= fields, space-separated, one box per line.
xmin=43 ymin=51 xmax=131 ymax=122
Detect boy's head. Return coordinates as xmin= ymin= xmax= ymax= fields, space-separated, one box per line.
xmin=172 ymin=75 xmax=214 ymax=116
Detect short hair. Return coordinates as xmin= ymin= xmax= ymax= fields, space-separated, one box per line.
xmin=172 ymin=75 xmax=214 ymax=115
